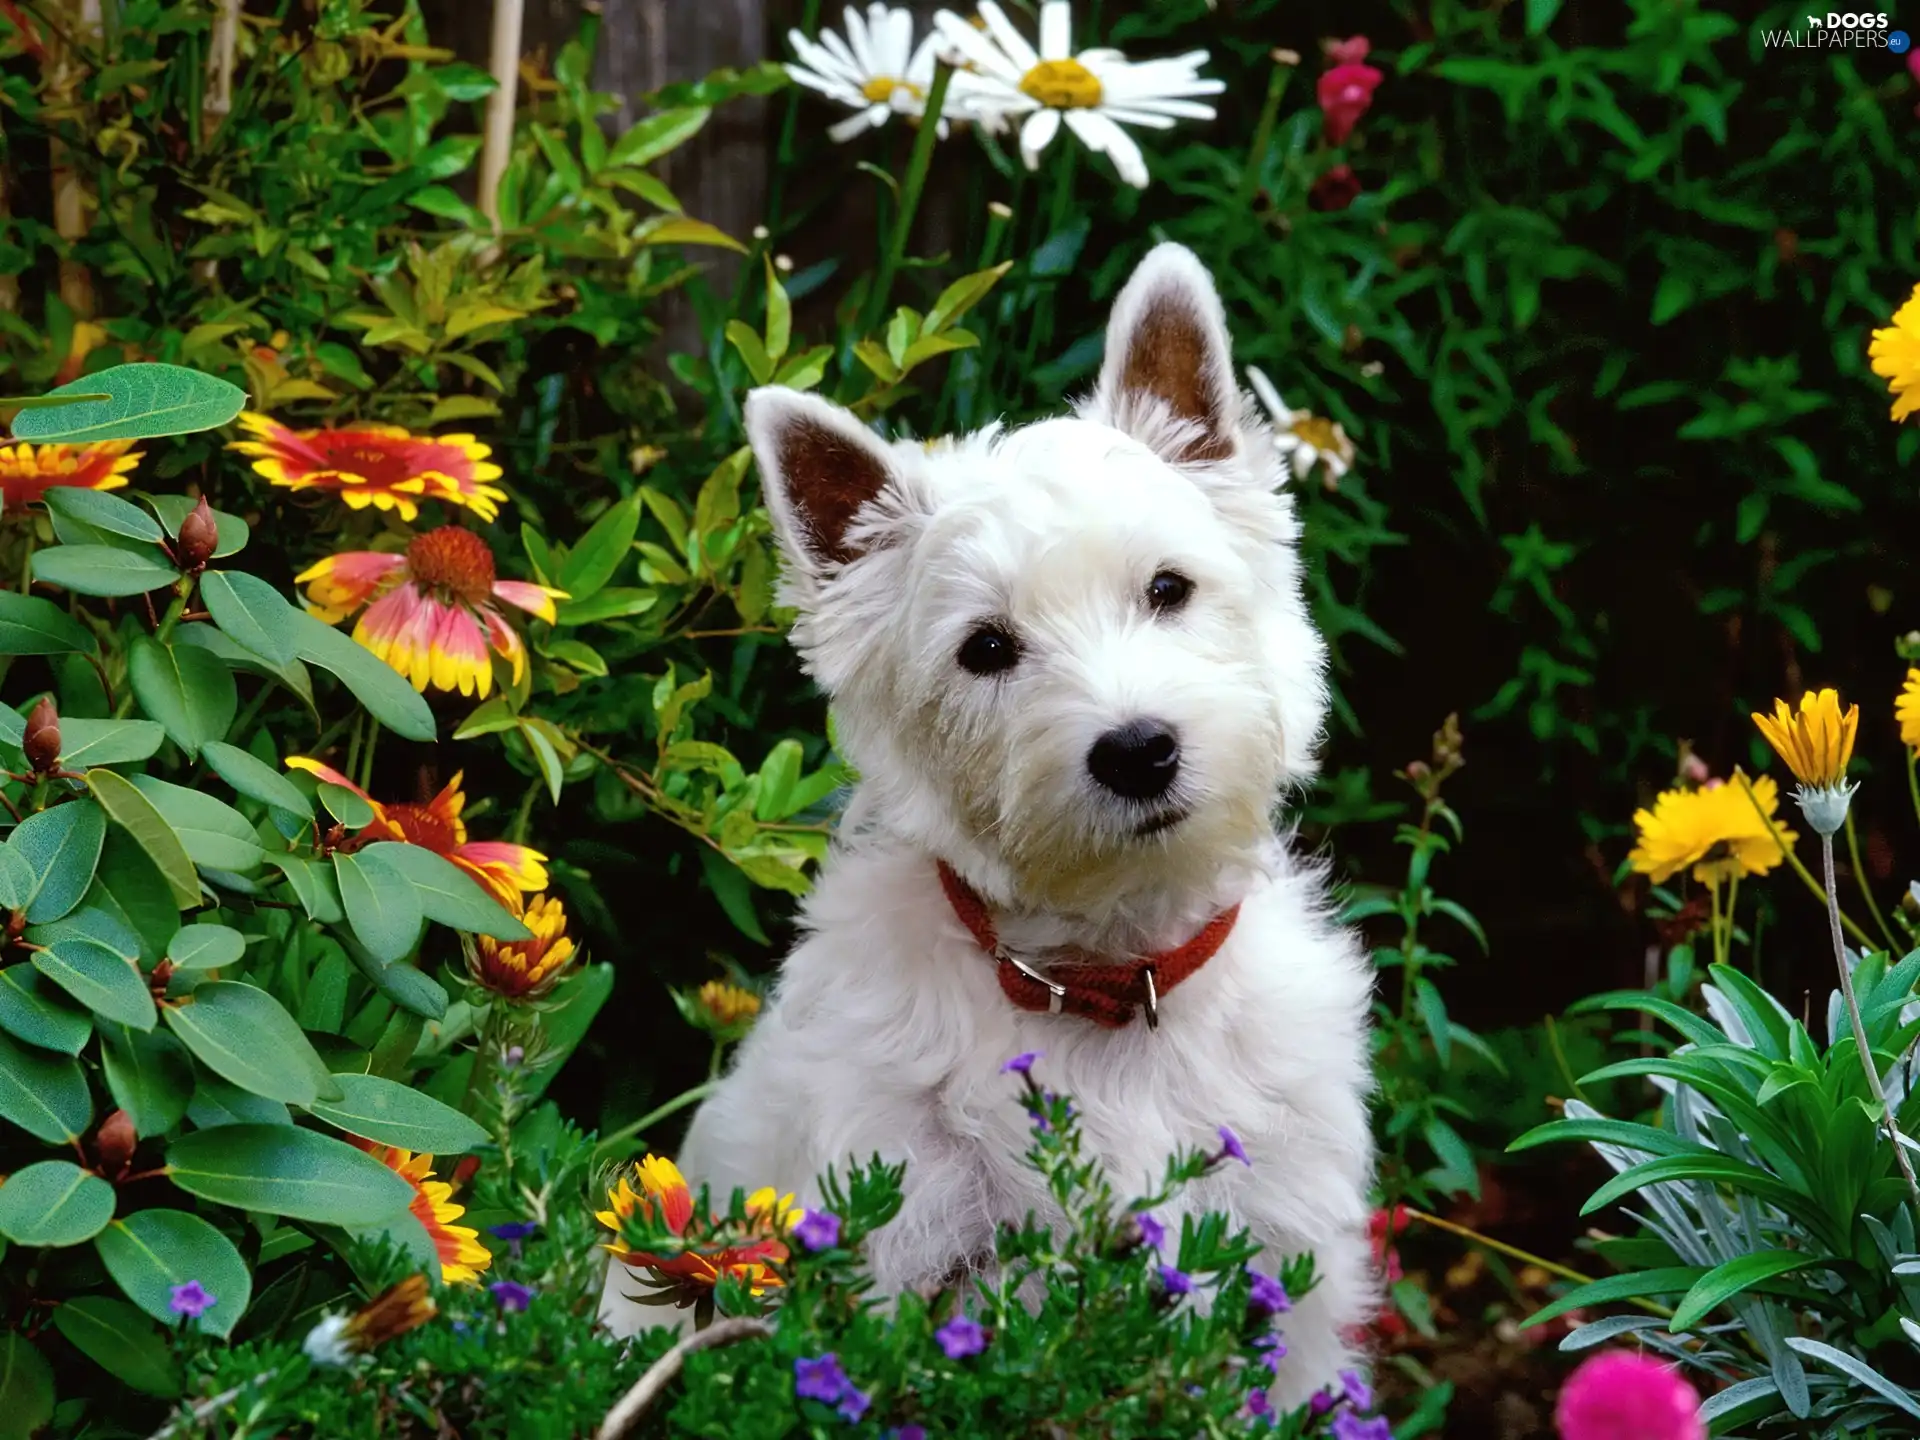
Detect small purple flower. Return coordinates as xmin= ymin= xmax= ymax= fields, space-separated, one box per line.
xmin=1217 ymin=1125 xmax=1250 ymax=1165
xmin=168 ymin=1281 xmax=214 ymax=1319
xmin=1134 ymin=1212 xmax=1167 ymax=1250
xmin=1339 ymin=1368 xmax=1374 ymax=1412
xmin=795 ymin=1353 xmax=852 ymax=1405
xmin=488 ymin=1280 xmax=534 ymax=1313
xmin=1246 ymin=1387 xmax=1274 ymax=1420
xmin=451 ymin=1319 xmax=471 ymax=1336
xmin=1247 ymin=1270 xmax=1291 ymax=1317
xmin=1001 ymin=1050 xmax=1042 ymax=1074
xmin=892 ymin=1429 xmax=927 ymax=1440
xmin=1253 ymin=1332 xmax=1288 ymax=1373
xmin=934 ymin=1314 xmax=987 ymax=1359
xmin=489 ymin=1220 xmax=538 ymax=1241
xmin=1331 ymin=1415 xmax=1393 ymax=1440
xmin=795 ymin=1208 xmax=842 ymax=1251
xmin=837 ymin=1385 xmax=872 ymax=1423
xmin=1310 ymin=1389 xmax=1337 ymax=1415
xmin=1157 ymin=1264 xmax=1193 ymax=1296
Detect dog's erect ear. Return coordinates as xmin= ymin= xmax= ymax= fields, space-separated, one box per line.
xmin=1091 ymin=243 xmax=1239 ymax=465
xmin=744 ymin=388 xmax=902 ymax=573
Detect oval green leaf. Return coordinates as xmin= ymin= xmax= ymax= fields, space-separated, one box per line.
xmin=167 ymin=923 xmax=246 ymax=971
xmin=200 ymin=570 xmax=301 ymax=666
xmin=0 ymin=1332 xmax=55 ymax=1436
xmin=0 ymin=1161 xmax=116 ymax=1246
xmin=95 ymin=1208 xmax=252 ymax=1339
xmin=201 ymin=740 xmax=313 ymax=817
xmin=369 ymin=841 xmax=530 ymax=939
xmin=9 ymin=363 xmax=247 ymax=443
xmin=0 ymin=590 xmax=95 ymax=655
xmin=89 ymin=770 xmax=200 ymax=908
xmin=187 ymin=1072 xmax=290 ymax=1129
xmin=288 ymin=610 xmax=435 ymax=741
xmin=35 ymin=937 xmax=157 ymax=1030
xmin=126 ymin=776 xmax=262 ymax=874
xmin=333 ymin=847 xmax=425 ymax=963
xmin=163 ymin=981 xmax=338 ymax=1105
xmin=0 ymin=967 xmax=92 ymax=1055
xmin=56 ymin=718 xmax=166 ymax=769
xmin=52 ymin=1296 xmax=179 ymax=1397
xmin=165 ymin=1124 xmax=415 ymax=1225
xmin=101 ymin=1024 xmax=194 ymax=1138
xmin=30 ymin=543 xmax=179 ymax=597
xmin=127 ymin=635 xmax=237 ymax=760
xmin=307 ymin=1072 xmax=488 ymax=1154
xmin=9 ymin=798 xmax=107 ymax=924
xmin=316 ymin=782 xmax=376 ymax=830
xmin=42 ymin=486 xmax=165 ymax=544
xmin=0 ymin=1029 xmax=92 ymax=1142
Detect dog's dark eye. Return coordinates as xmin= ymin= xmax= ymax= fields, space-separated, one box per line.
xmin=1146 ymin=570 xmax=1193 ymax=613
xmin=957 ymin=624 xmax=1020 ymax=676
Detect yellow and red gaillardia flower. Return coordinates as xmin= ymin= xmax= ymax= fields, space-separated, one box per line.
xmin=467 ymin=892 xmax=577 ymax=1000
xmin=352 ymin=1140 xmax=492 ymax=1284
xmin=297 ymin=526 xmax=565 ymax=698
xmin=284 ymin=757 xmax=547 ymax=903
xmin=596 ymin=1154 xmax=798 ymax=1306
xmin=0 ymin=439 xmax=141 ymax=513
xmin=1627 ymin=773 xmax=1796 ymax=886
xmin=229 ymin=412 xmax=508 ymax=522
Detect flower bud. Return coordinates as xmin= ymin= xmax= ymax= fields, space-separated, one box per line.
xmin=22 ymin=696 xmax=60 ymax=774
xmin=95 ymin=1108 xmax=137 ymax=1178
xmin=176 ymin=496 xmax=219 ymax=572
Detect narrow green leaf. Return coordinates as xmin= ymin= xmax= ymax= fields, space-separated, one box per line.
xmin=333 ymin=848 xmax=424 ymax=963
xmin=126 ymin=776 xmax=263 ymax=874
xmin=0 ymin=1161 xmax=116 ymax=1246
xmin=557 ymin=494 xmax=641 ymax=600
xmin=9 ymin=798 xmax=106 ymax=922
xmin=163 ymin=981 xmax=339 ymax=1105
xmin=1670 ymin=1250 xmax=1820 ymax=1331
xmin=0 ymin=1029 xmax=92 ymax=1142
xmin=127 ymin=635 xmax=236 ymax=760
xmin=35 ymin=937 xmax=157 ymax=1030
xmin=89 ymin=770 xmax=200 ymax=907
xmin=200 ymin=570 xmax=300 ymax=665
xmin=0 ymin=591 xmax=95 ymax=654
xmin=307 ymin=1073 xmax=488 ymax=1154
xmin=167 ymin=923 xmax=246 ymax=970
xmin=0 ymin=967 xmax=92 ymax=1055
xmin=100 ymin=1024 xmax=194 ymax=1138
xmin=1519 ymin=1266 xmax=1702 ymax=1330
xmin=9 ymin=363 xmax=247 ymax=443
xmin=30 ymin=543 xmax=179 ymax=597
xmin=201 ymin=740 xmax=313 ymax=817
xmin=95 ymin=1208 xmax=252 ymax=1339
xmin=165 ymin=1125 xmax=415 ymax=1225
xmin=289 ymin=611 xmax=435 ymax=741
xmin=53 ymin=1296 xmax=179 ymax=1396
xmin=369 ymin=841 xmax=529 ymax=939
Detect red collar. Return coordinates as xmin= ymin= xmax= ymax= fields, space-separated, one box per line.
xmin=936 ymin=861 xmax=1240 ymax=1031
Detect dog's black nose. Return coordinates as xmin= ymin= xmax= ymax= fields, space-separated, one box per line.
xmin=1087 ymin=720 xmax=1181 ymax=801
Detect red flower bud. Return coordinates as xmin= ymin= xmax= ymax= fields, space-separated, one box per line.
xmin=176 ymin=496 xmax=219 ymax=572
xmin=96 ymin=1108 xmax=137 ymax=1178
xmin=22 ymin=696 xmax=60 ymax=774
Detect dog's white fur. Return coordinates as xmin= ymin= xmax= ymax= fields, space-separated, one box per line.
xmin=599 ymin=244 xmax=1376 ymax=1403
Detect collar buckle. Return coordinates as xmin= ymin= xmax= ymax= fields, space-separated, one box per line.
xmin=997 ymin=948 xmax=1067 ymax=1015
xmin=1141 ymin=965 xmax=1160 ymax=1031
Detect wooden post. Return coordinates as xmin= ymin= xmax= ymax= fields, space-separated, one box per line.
xmin=479 ymin=0 xmax=527 ymax=231
xmin=204 ymin=0 xmax=241 ymax=142
xmin=49 ymin=0 xmax=102 ymax=319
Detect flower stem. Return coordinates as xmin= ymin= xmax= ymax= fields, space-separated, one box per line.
xmin=1234 ymin=55 xmax=1293 ymax=212
xmin=864 ymin=60 xmax=953 ymax=335
xmin=1844 ymin=807 xmax=1899 ymax=953
xmin=1401 ymin=1207 xmax=1672 ymax=1318
xmin=1734 ymin=772 xmax=1875 ymax=949
xmin=592 ymin=1079 xmax=721 ymax=1159
xmin=1820 ymin=832 xmax=1920 ymax=1217
xmin=1707 ymin=872 xmax=1726 ymax=970
xmin=1908 ymin=751 xmax=1920 ymax=843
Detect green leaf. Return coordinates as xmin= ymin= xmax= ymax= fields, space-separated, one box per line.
xmin=557 ymin=494 xmax=641 ymax=600
xmin=0 ymin=967 xmax=91 ymax=1055
xmin=9 ymin=798 xmax=106 ymax=922
xmin=0 ymin=1332 xmax=55 ymax=1437
xmin=0 ymin=1029 xmax=92 ymax=1142
xmin=30 ymin=543 xmax=179 ymax=597
xmin=164 ymin=981 xmax=339 ymax=1105
xmin=346 ymin=948 xmax=448 ymax=1021
xmin=56 ymin=718 xmax=165 ymax=768
xmin=95 ymin=1208 xmax=252 ymax=1339
xmin=187 ymin=1073 xmax=289 ymax=1129
xmin=200 ymin=740 xmax=313 ymax=817
xmin=289 ymin=611 xmax=435 ymax=741
xmin=88 ymin=770 xmax=201 ymax=908
xmin=553 ymin=587 xmax=659 ymax=626
xmin=764 ymin=257 xmax=792 ymax=365
xmin=0 ymin=1161 xmax=116 ymax=1246
xmin=27 ymin=902 xmax=140 ymax=961
xmin=167 ymin=923 xmax=246 ymax=970
xmin=369 ymin=841 xmax=530 ymax=939
xmin=200 ymin=570 xmax=301 ymax=665
xmin=0 ymin=590 xmax=95 ymax=655
xmin=146 ymin=495 xmax=248 ymax=558
xmin=35 ymin=937 xmax=157 ymax=1029
xmin=333 ymin=848 xmax=425 ymax=963
xmin=101 ymin=1024 xmax=194 ymax=1138
xmin=1525 ymin=0 xmax=1564 ymax=35
xmin=0 ymin=842 xmax=31 ymax=911
xmin=127 ymin=635 xmax=236 ymax=760
xmin=1669 ymin=1250 xmax=1820 ymax=1331
xmin=1519 ymin=1266 xmax=1704 ymax=1329
xmin=925 ymin=261 xmax=1014 ymax=335
xmin=316 ymin=782 xmax=376 ymax=830
xmin=605 ymin=106 xmax=709 ymax=169
xmin=52 ymin=1296 xmax=179 ymax=1396
xmin=8 ymin=363 xmax=247 ymax=443
xmin=1413 ymin=975 xmax=1452 ymax=1069
xmin=127 ymin=776 xmax=264 ymax=873
xmin=519 ymin=718 xmax=566 ymax=803
xmin=166 ymin=1124 xmax=415 ymax=1225
xmin=268 ymin=853 xmax=343 ymax=923
xmin=176 ymin=622 xmax=312 ymax=710
xmin=42 ymin=486 xmax=164 ymax=544
xmin=1581 ymin=1154 xmax=1821 ymax=1231
xmin=753 ymin=739 xmax=803 ymax=821
xmin=307 ymin=1073 xmax=488 ymax=1154
xmin=1507 ymin=1117 xmax=1699 ymax=1159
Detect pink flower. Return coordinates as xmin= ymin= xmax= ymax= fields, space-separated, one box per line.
xmin=1555 ymin=1351 xmax=1705 ymax=1440
xmin=1325 ymin=35 xmax=1372 ymax=66
xmin=1318 ymin=60 xmax=1384 ymax=146
xmin=1909 ymin=48 xmax=1919 ymax=82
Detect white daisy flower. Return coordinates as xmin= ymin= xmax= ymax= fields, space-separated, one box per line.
xmin=787 ymin=5 xmax=948 ymax=142
xmin=930 ymin=0 xmax=1223 ymax=188
xmin=1247 ymin=366 xmax=1356 ymax=487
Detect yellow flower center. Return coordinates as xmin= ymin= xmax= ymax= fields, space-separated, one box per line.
xmin=861 ymin=75 xmax=920 ymax=104
xmin=1019 ymin=58 xmax=1102 ymax=109
xmin=1291 ymin=415 xmax=1342 ymax=451
xmin=406 ymin=525 xmax=497 ymax=607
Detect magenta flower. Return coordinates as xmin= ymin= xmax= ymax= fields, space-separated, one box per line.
xmin=1310 ymin=1390 xmax=1337 ymax=1415
xmin=1555 ymin=1351 xmax=1705 ymax=1440
xmin=795 ymin=1209 xmax=842 ymax=1251
xmin=934 ymin=1314 xmax=987 ymax=1359
xmin=1157 ymin=1264 xmax=1194 ymax=1296
xmin=1325 ymin=34 xmax=1372 ymax=64
xmin=1248 ymin=1270 xmax=1291 ymax=1316
xmin=1217 ymin=1125 xmax=1251 ymax=1165
xmin=168 ymin=1281 xmax=214 ymax=1319
xmin=1318 ymin=57 xmax=1384 ymax=145
xmin=1246 ymin=1387 xmax=1274 ymax=1420
xmin=488 ymin=1280 xmax=534 ymax=1313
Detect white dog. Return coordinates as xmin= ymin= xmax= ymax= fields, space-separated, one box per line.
xmin=600 ymin=243 xmax=1376 ymax=1403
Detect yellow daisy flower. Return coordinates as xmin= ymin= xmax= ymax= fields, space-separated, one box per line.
xmin=1752 ymin=689 xmax=1857 ymax=790
xmin=1628 ymin=775 xmax=1795 ymax=885
xmin=1897 ymin=670 xmax=1920 ymax=753
xmin=1869 ymin=282 xmax=1920 ymax=422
